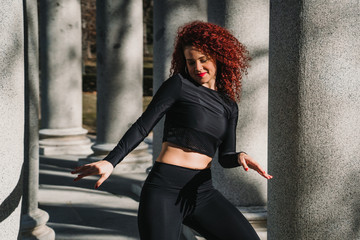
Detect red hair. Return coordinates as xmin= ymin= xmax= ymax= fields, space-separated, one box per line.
xmin=170 ymin=21 xmax=250 ymax=102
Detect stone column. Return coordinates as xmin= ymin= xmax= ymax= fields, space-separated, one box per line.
xmin=86 ymin=0 xmax=149 ymax=173
xmin=39 ymin=0 xmax=92 ymax=156
xmin=20 ymin=1 xmax=55 ymax=239
xmin=152 ymin=0 xmax=207 ymax=161
xmin=208 ymin=0 xmax=269 ymax=235
xmin=0 ymin=1 xmax=24 ymax=239
xmin=268 ymin=1 xmax=360 ymax=239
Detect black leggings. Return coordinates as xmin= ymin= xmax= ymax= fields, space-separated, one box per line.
xmin=138 ymin=162 xmax=260 ymax=240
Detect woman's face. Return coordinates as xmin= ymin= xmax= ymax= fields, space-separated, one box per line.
xmin=183 ymin=46 xmax=217 ymax=90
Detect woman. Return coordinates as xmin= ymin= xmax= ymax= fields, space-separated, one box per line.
xmin=72 ymin=21 xmax=272 ymax=240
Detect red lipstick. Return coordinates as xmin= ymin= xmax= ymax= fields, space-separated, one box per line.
xmin=197 ymin=72 xmax=206 ymax=77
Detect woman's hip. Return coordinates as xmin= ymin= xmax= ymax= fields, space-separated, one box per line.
xmin=143 ymin=161 xmax=213 ymax=193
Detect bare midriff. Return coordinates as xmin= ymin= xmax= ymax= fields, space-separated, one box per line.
xmin=155 ymin=142 xmax=212 ymax=170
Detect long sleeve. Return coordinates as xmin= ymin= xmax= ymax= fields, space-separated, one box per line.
xmin=218 ymin=102 xmax=242 ymax=168
xmin=104 ymin=75 xmax=182 ymax=167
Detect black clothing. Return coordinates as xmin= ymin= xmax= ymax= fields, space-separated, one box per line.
xmin=138 ymin=162 xmax=260 ymax=240
xmin=103 ymin=74 xmax=258 ymax=239
xmin=104 ymin=73 xmax=241 ymax=168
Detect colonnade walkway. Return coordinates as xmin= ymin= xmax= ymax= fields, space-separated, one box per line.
xmin=39 ymin=154 xmax=145 ymax=240
xmin=38 ymin=149 xmax=267 ymax=240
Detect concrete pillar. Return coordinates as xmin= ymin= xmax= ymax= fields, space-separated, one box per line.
xmin=86 ymin=0 xmax=149 ymax=173
xmin=208 ymin=0 xmax=269 ymax=235
xmin=0 ymin=1 xmax=24 ymax=239
xmin=152 ymin=0 xmax=207 ymax=161
xmin=39 ymin=0 xmax=92 ymax=155
xmin=268 ymin=1 xmax=360 ymax=239
xmin=208 ymin=0 xmax=269 ymax=206
xmin=20 ymin=1 xmax=55 ymax=239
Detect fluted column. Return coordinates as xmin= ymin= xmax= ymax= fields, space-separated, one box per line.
xmin=39 ymin=0 xmax=92 ymax=156
xmin=268 ymin=1 xmax=360 ymax=239
xmin=20 ymin=1 xmax=55 ymax=239
xmin=152 ymin=0 xmax=207 ymax=161
xmin=0 ymin=1 xmax=24 ymax=238
xmin=87 ymin=0 xmax=149 ymax=173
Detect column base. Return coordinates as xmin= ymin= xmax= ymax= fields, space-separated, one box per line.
xmin=39 ymin=128 xmax=93 ymax=156
xmin=79 ymin=141 xmax=152 ymax=173
xmin=20 ymin=208 xmax=55 ymax=240
xmin=240 ymin=206 xmax=267 ymax=239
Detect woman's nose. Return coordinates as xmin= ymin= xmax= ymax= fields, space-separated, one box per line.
xmin=195 ymin=62 xmax=203 ymax=71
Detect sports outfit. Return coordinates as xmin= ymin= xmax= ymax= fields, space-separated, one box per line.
xmin=104 ymin=73 xmax=260 ymax=240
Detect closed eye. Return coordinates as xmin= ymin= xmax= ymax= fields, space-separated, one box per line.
xmin=186 ymin=58 xmax=208 ymax=65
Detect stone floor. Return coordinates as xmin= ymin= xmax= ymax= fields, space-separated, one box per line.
xmin=39 ymin=155 xmax=145 ymax=240
xmin=39 ymin=154 xmax=266 ymax=240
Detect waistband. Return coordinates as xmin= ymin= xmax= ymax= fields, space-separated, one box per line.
xmin=145 ymin=161 xmax=213 ymax=192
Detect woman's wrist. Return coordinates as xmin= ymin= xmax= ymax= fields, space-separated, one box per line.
xmin=239 ymin=151 xmax=247 ymax=156
xmin=237 ymin=151 xmax=247 ymax=165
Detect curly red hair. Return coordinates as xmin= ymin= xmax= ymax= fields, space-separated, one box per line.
xmin=170 ymin=21 xmax=250 ymax=102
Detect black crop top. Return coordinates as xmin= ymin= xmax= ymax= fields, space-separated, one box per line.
xmin=104 ymin=73 xmax=242 ymax=168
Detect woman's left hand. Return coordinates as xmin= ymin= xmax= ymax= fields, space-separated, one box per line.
xmin=238 ymin=152 xmax=273 ymax=180
xmin=71 ymin=160 xmax=114 ymax=189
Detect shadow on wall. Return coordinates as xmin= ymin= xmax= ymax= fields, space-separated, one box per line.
xmin=0 ymin=164 xmax=23 ymax=223
xmin=0 ymin=0 xmax=26 ymax=233
xmin=1 ymin=18 xmax=23 ymax=90
xmin=346 ymin=169 xmax=360 ymax=239
xmin=212 ymin=44 xmax=269 ymax=206
xmin=97 ymin=0 xmax=142 ymax=89
xmin=207 ymin=0 xmax=226 ymax=26
xmin=205 ymin=0 xmax=269 ymax=207
xmin=1 ymin=11 xmax=24 ymax=227
xmin=213 ymin=160 xmax=266 ymax=206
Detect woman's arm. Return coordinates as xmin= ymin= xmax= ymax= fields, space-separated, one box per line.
xmin=71 ymin=75 xmax=183 ymax=188
xmin=104 ymin=75 xmax=182 ymax=167
xmin=218 ymin=102 xmax=241 ymax=168
xmin=218 ymin=102 xmax=272 ymax=179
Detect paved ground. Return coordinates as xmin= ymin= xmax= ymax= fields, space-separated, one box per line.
xmin=39 ymin=155 xmax=148 ymax=240
xmin=39 ymin=154 xmax=266 ymax=240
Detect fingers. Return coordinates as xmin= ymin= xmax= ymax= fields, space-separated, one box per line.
xmin=71 ymin=164 xmax=100 ymax=181
xmin=71 ymin=164 xmax=92 ymax=174
xmin=240 ymin=153 xmax=273 ymax=180
xmin=258 ymin=168 xmax=273 ymax=180
xmin=95 ymin=174 xmax=109 ymax=189
xmin=251 ymin=163 xmax=273 ymax=180
xmin=73 ymin=175 xmax=86 ymax=182
xmin=71 ymin=160 xmax=114 ymax=189
xmin=238 ymin=153 xmax=249 ymax=171
xmin=73 ymin=169 xmax=98 ymax=181
xmin=250 ymin=163 xmax=273 ymax=180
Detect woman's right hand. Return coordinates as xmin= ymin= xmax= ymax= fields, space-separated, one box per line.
xmin=71 ymin=160 xmax=114 ymax=189
xmin=238 ymin=153 xmax=273 ymax=180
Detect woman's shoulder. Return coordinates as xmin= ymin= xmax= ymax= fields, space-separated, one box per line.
xmin=163 ymin=73 xmax=184 ymax=87
xmin=217 ymin=91 xmax=238 ymax=118
xmin=161 ymin=73 xmax=194 ymax=94
xmin=155 ymin=73 xmax=184 ymax=98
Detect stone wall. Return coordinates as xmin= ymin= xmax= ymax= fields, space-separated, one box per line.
xmin=268 ymin=1 xmax=360 ymax=239
xmin=0 ymin=1 xmax=25 ymax=238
